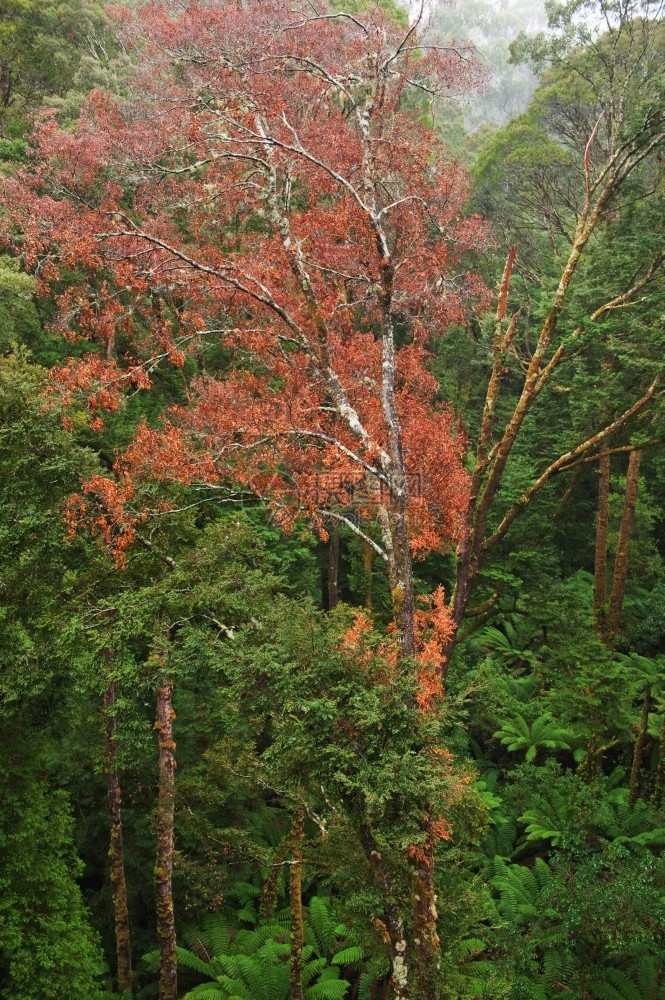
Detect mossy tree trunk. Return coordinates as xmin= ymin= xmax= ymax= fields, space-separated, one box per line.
xmin=652 ymin=708 xmax=665 ymax=808
xmin=606 ymin=448 xmax=641 ymax=648
xmin=154 ymin=681 xmax=177 ymax=1000
xmin=629 ymin=685 xmax=651 ymax=807
xmin=593 ymin=446 xmax=610 ymax=638
xmin=289 ymin=810 xmax=305 ymax=1000
xmin=363 ymin=539 xmax=373 ymax=610
xmin=103 ymin=678 xmax=133 ymax=995
xmin=410 ymin=809 xmax=440 ymax=1000
xmin=358 ymin=823 xmax=410 ymax=1000
xmin=327 ymin=528 xmax=339 ymax=611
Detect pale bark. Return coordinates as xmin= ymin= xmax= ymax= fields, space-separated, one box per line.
xmin=358 ymin=823 xmax=410 ymax=1000
xmin=442 ymin=125 xmax=665 ymax=670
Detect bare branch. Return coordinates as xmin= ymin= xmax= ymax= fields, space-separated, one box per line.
xmin=485 ymin=375 xmax=663 ymax=552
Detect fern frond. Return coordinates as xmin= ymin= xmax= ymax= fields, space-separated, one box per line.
xmin=176 ymin=946 xmax=218 ymax=976
xmin=306 ymin=980 xmax=350 ymax=1000
xmin=331 ymin=946 xmax=364 ymax=966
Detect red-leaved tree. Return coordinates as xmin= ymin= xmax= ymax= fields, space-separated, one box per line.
xmin=1 ymin=3 xmax=492 ymax=995
xmin=2 ymin=0 xmax=490 ymax=659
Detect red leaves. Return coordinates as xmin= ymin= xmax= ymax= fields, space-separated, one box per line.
xmin=4 ymin=0 xmax=490 ymax=673
xmin=64 ymin=475 xmax=142 ymax=568
xmin=48 ymin=355 xmax=151 ymax=416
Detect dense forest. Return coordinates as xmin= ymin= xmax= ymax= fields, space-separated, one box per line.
xmin=1 ymin=0 xmax=665 ymax=998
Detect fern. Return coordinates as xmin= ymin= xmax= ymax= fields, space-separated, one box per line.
xmin=177 ymin=897 xmax=355 ymax=1000
xmin=357 ymin=973 xmax=373 ymax=1000
xmin=591 ymin=968 xmax=646 ymax=1000
xmin=490 ymin=856 xmax=554 ymax=925
xmin=494 ymin=712 xmax=573 ymax=763
xmin=330 ymin=947 xmax=364 ymax=967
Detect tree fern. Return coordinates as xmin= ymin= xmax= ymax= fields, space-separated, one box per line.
xmin=494 ymin=712 xmax=574 ymax=763
xmin=478 ymin=620 xmax=540 ymax=671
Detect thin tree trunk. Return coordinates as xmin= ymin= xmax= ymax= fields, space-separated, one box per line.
xmin=328 ymin=528 xmax=339 ymax=611
xmin=651 ymin=708 xmax=665 ymax=808
xmin=363 ymin=539 xmax=373 ymax=610
xmin=629 ymin=686 xmax=651 ymax=807
xmin=260 ymin=833 xmax=289 ymax=921
xmin=410 ymin=810 xmax=440 ymax=1000
xmin=606 ymin=448 xmax=642 ymax=647
xmin=389 ymin=500 xmax=416 ymax=659
xmin=103 ymin=679 xmax=133 ymax=994
xmin=441 ymin=163 xmax=658 ymax=670
xmin=358 ymin=823 xmax=410 ymax=1000
xmin=154 ymin=682 xmax=177 ymax=1000
xmin=593 ymin=447 xmax=610 ymax=638
xmin=289 ymin=811 xmax=305 ymax=1000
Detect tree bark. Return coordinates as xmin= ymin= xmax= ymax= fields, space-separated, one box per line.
xmin=289 ymin=811 xmax=305 ymax=1000
xmin=629 ymin=686 xmax=651 ymax=807
xmin=606 ymin=448 xmax=641 ymax=647
xmin=358 ymin=823 xmax=410 ymax=1000
xmin=410 ymin=810 xmax=440 ymax=1000
xmin=260 ymin=833 xmax=289 ymax=921
xmin=593 ymin=447 xmax=610 ymax=638
xmin=388 ymin=499 xmax=416 ymax=659
xmin=327 ymin=527 xmax=339 ymax=611
xmin=103 ymin=679 xmax=133 ymax=995
xmin=154 ymin=682 xmax=177 ymax=1000
xmin=363 ymin=539 xmax=374 ymax=610
xmin=652 ymin=708 xmax=665 ymax=809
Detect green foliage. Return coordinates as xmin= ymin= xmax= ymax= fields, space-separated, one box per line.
xmin=0 ymin=0 xmax=118 ymax=135
xmin=157 ymin=897 xmax=356 ymax=1000
xmin=0 ymin=733 xmax=105 ymax=999
xmin=494 ymin=712 xmax=575 ymax=763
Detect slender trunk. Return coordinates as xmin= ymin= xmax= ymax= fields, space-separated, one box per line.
xmin=389 ymin=500 xmax=416 ymax=658
xmin=607 ymin=449 xmax=642 ymax=647
xmin=629 ymin=686 xmax=651 ymax=807
xmin=363 ymin=539 xmax=373 ymax=610
xmin=444 ymin=180 xmax=622 ymax=664
xmin=410 ymin=810 xmax=439 ymax=1000
xmin=577 ymin=733 xmax=618 ymax=782
xmin=651 ymin=708 xmax=665 ymax=808
xmin=103 ymin=680 xmax=133 ymax=994
xmin=260 ymin=833 xmax=289 ymax=921
xmin=154 ymin=682 xmax=177 ymax=1000
xmin=593 ymin=447 xmax=610 ymax=638
xmin=358 ymin=823 xmax=410 ymax=1000
xmin=327 ymin=528 xmax=339 ymax=611
xmin=289 ymin=811 xmax=305 ymax=1000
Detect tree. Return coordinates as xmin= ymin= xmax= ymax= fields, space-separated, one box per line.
xmin=0 ymin=0 xmax=113 ymax=136
xmin=1 ymin=0 xmax=488 ymax=665
xmin=440 ymin=0 xmax=665 ymax=660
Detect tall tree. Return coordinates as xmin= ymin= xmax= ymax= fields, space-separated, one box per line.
xmin=441 ymin=0 xmax=665 ymax=661
xmin=154 ymin=674 xmax=177 ymax=1000
xmin=1 ymin=0 xmax=487 ymax=661
xmin=103 ymin=676 xmax=133 ymax=994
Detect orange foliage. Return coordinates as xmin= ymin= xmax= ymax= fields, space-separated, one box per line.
xmin=0 ymin=0 xmax=490 ymax=636
xmin=414 ymin=587 xmax=455 ymax=712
